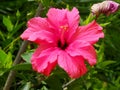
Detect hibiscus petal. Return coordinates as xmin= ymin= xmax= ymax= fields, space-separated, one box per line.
xmin=67 ymin=7 xmax=80 ymax=29
xmin=28 ymin=30 xmax=57 ymax=44
xmin=66 ymin=41 xmax=96 ymax=66
xmin=40 ymin=61 xmax=57 ymax=76
xmin=58 ymin=51 xmax=87 ymax=78
xmin=20 ymin=28 xmax=35 ymax=40
xmin=27 ymin=17 xmax=49 ymax=31
xmin=71 ymin=20 xmax=104 ymax=44
xmin=47 ymin=8 xmax=67 ymax=29
xmin=20 ymin=17 xmax=50 ymax=40
xmin=31 ymin=47 xmax=59 ymax=76
xmin=66 ymin=7 xmax=80 ymax=41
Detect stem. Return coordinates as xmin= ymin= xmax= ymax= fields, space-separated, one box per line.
xmin=62 ymin=79 xmax=76 ymax=89
xmin=4 ymin=37 xmax=20 ymax=52
xmin=3 ymin=3 xmax=43 ymax=90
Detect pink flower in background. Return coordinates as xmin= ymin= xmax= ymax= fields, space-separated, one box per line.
xmin=91 ymin=0 xmax=120 ymax=16
xmin=20 ymin=7 xmax=104 ymax=78
xmin=108 ymin=0 xmax=119 ymax=13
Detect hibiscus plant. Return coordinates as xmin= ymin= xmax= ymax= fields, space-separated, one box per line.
xmin=0 ymin=0 xmax=120 ymax=90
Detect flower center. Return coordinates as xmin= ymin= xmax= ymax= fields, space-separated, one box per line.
xmin=57 ymin=40 xmax=68 ymax=50
xmin=60 ymin=25 xmax=68 ymax=31
xmin=60 ymin=24 xmax=68 ymax=46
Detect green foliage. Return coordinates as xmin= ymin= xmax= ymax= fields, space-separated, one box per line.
xmin=21 ymin=50 xmax=34 ymax=63
xmin=21 ymin=82 xmax=31 ymax=90
xmin=3 ymin=16 xmax=14 ymax=32
xmin=97 ymin=60 xmax=116 ymax=68
xmin=0 ymin=0 xmax=120 ymax=90
xmin=9 ymin=63 xmax=32 ymax=71
xmin=0 ymin=49 xmax=12 ymax=76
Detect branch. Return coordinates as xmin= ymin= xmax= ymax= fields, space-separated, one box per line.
xmin=3 ymin=3 xmax=43 ymax=90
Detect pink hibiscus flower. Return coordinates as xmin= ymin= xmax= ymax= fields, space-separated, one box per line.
xmin=20 ymin=7 xmax=104 ymax=78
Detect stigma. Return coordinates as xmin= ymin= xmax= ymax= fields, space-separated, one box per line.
xmin=60 ymin=24 xmax=68 ymax=31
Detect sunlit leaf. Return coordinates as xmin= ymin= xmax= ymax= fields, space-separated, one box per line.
xmin=4 ymin=52 xmax=12 ymax=68
xmin=21 ymin=50 xmax=34 ymax=63
xmin=22 ymin=82 xmax=31 ymax=90
xmin=0 ymin=49 xmax=12 ymax=68
xmin=3 ymin=16 xmax=13 ymax=32
xmin=0 ymin=49 xmax=7 ymax=64
xmin=16 ymin=10 xmax=21 ymax=19
xmin=0 ymin=49 xmax=12 ymax=75
xmin=100 ymin=22 xmax=111 ymax=27
xmin=41 ymin=86 xmax=48 ymax=90
xmin=82 ymin=14 xmax=96 ymax=25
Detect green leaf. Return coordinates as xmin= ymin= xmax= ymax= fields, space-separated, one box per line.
xmin=0 ymin=49 xmax=12 ymax=76
xmin=3 ymin=16 xmax=13 ymax=32
xmin=1 ymin=63 xmax=32 ymax=75
xmin=2 ymin=63 xmax=31 ymax=75
xmin=21 ymin=50 xmax=34 ymax=63
xmin=4 ymin=52 xmax=12 ymax=68
xmin=16 ymin=10 xmax=21 ymax=19
xmin=41 ymin=86 xmax=48 ymax=90
xmin=82 ymin=14 xmax=96 ymax=25
xmin=9 ymin=63 xmax=32 ymax=71
xmin=0 ymin=49 xmax=7 ymax=64
xmin=0 ymin=49 xmax=12 ymax=68
xmin=100 ymin=22 xmax=111 ymax=27
xmin=0 ymin=30 xmax=5 ymax=41
xmin=96 ymin=42 xmax=104 ymax=62
xmin=22 ymin=82 xmax=31 ymax=90
xmin=97 ymin=60 xmax=116 ymax=68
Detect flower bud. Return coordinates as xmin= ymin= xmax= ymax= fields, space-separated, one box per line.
xmin=91 ymin=0 xmax=119 ymax=16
